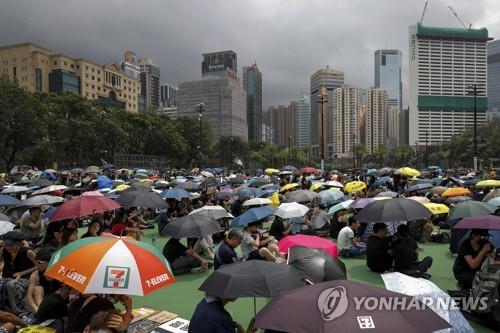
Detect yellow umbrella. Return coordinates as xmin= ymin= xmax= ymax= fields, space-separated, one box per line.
xmin=398 ymin=167 xmax=421 ymax=177
xmin=423 ymin=203 xmax=450 ymax=215
xmin=406 ymin=196 xmax=430 ymax=204
xmin=280 ymin=183 xmax=299 ymax=193
xmin=441 ymin=187 xmax=471 ymax=198
xmin=269 ymin=191 xmax=280 ymax=208
xmin=344 ymin=181 xmax=367 ymax=193
xmin=310 ymin=182 xmax=324 ymax=192
xmin=116 ymin=184 xmax=130 ymax=192
xmin=265 ymin=168 xmax=280 ymax=175
xmin=475 ymin=179 xmax=500 ymax=188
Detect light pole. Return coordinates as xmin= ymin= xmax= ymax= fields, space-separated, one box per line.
xmin=425 ymin=130 xmax=429 ymax=169
xmin=194 ymin=103 xmax=206 ymax=166
xmin=467 ymin=84 xmax=483 ymax=172
xmin=317 ymin=88 xmax=328 ymax=173
xmin=288 ymin=136 xmax=291 ymax=165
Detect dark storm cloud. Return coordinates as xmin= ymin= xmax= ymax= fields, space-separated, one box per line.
xmin=0 ymin=0 xmax=498 ymax=108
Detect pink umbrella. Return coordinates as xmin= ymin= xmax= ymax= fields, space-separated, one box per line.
xmin=278 ymin=234 xmax=338 ymax=257
xmin=299 ymin=167 xmax=316 ymax=174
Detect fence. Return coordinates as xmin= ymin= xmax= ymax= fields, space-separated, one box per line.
xmin=113 ymin=154 xmax=170 ymax=170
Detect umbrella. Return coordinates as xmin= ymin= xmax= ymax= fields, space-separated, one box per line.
xmin=175 ymin=181 xmax=199 ymax=192
xmin=279 ymin=183 xmax=299 ymax=193
xmin=189 ymin=205 xmax=233 ymax=220
xmin=0 ymin=213 xmax=11 ymax=222
xmin=0 ymin=221 xmax=16 ymax=236
xmin=350 ymin=198 xmax=374 ymax=209
xmin=317 ymin=190 xmax=344 ymax=206
xmin=0 ymin=194 xmax=21 ymax=207
xmin=376 ymin=167 xmax=393 ymax=177
xmin=160 ymin=188 xmax=191 ymax=201
xmin=248 ymin=178 xmax=269 ymax=188
xmin=429 ymin=186 xmax=448 ymax=195
xmin=488 ymin=197 xmax=500 ymax=207
xmin=483 ymin=188 xmax=500 ymax=201
xmin=274 ymin=202 xmax=309 ymax=219
xmin=133 ymin=173 xmax=148 ymax=180
xmin=300 ymin=167 xmax=316 ymax=174
xmin=160 ymin=215 xmax=221 ymax=238
xmin=375 ymin=191 xmax=398 ymax=198
xmin=31 ymin=185 xmax=68 ymax=196
xmin=278 ymin=234 xmax=338 ymax=257
xmin=242 ymin=198 xmax=272 ymax=207
xmin=373 ymin=177 xmax=391 ymax=187
xmin=1 ymin=186 xmax=29 ymax=194
xmin=228 ymin=175 xmax=245 ymax=185
xmin=324 ymin=180 xmax=344 ymax=188
xmin=237 ymin=187 xmax=263 ymax=198
xmin=215 ymin=189 xmax=236 ymax=201
xmin=444 ymin=196 xmax=472 ymax=205
xmin=286 ymin=189 xmax=318 ymax=203
xmin=264 ymin=168 xmax=279 ymax=175
xmin=281 ymin=165 xmax=298 ymax=173
xmin=328 ymin=200 xmax=354 ymax=215
xmin=448 ymin=201 xmax=497 ymax=223
xmin=51 ymin=195 xmax=120 ymax=221
xmin=441 ymin=187 xmax=471 ymax=198
xmin=116 ymin=187 xmax=168 ymax=208
xmin=200 ymin=171 xmax=214 ymax=178
xmin=464 ymin=178 xmax=480 ymax=187
xmin=309 ymin=182 xmax=324 ymax=192
xmin=475 ymin=179 xmax=500 ymax=189
xmin=398 ymin=167 xmax=421 ymax=177
xmin=21 ymin=195 xmax=63 ymax=206
xmin=406 ymin=196 xmax=430 ymax=204
xmin=355 ymin=198 xmax=431 ymax=223
xmin=344 ymin=181 xmax=366 ymax=193
xmin=287 ymin=246 xmax=346 ymax=283
xmin=229 ymin=206 xmax=277 ymax=228
xmin=405 ymin=183 xmax=433 ymax=193
xmin=366 ymin=168 xmax=377 ymax=175
xmin=84 ymin=166 xmax=100 ymax=173
xmin=255 ymin=280 xmax=450 ymax=333
xmin=199 ymin=177 xmax=219 ymax=189
xmin=45 ymin=236 xmax=175 ymax=296
xmin=423 ymin=203 xmax=450 ymax=215
xmin=453 ymin=215 xmax=500 ymax=230
xmin=199 ymin=260 xmax=304 ymax=299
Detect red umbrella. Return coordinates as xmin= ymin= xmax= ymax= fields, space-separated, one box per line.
xmin=299 ymin=167 xmax=316 ymax=174
xmin=278 ymin=234 xmax=338 ymax=257
xmin=50 ymin=195 xmax=120 ymax=221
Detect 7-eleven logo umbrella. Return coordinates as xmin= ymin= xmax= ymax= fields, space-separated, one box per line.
xmin=45 ymin=236 xmax=175 ymax=296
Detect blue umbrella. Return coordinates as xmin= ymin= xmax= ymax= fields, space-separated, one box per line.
xmin=317 ymin=190 xmax=344 ymax=206
xmin=97 ymin=175 xmax=114 ymax=189
xmin=366 ymin=168 xmax=377 ymax=175
xmin=0 ymin=195 xmax=21 ymax=207
xmin=161 ymin=188 xmax=191 ymax=201
xmin=488 ymin=197 xmax=500 ymax=207
xmin=41 ymin=171 xmax=56 ymax=181
xmin=373 ymin=177 xmax=391 ymax=186
xmin=405 ymin=183 xmax=433 ymax=193
xmin=229 ymin=206 xmax=277 ymax=228
xmin=238 ymin=187 xmax=263 ymax=198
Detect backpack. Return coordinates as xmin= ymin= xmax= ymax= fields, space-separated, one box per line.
xmin=470 ymin=256 xmax=500 ymax=314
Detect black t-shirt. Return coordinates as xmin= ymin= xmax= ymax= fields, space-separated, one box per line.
xmin=1 ymin=247 xmax=35 ymax=278
xmin=366 ymin=235 xmax=393 ymax=273
xmin=269 ymin=219 xmax=286 ymax=241
xmin=67 ymin=295 xmax=115 ymax=333
xmin=393 ymin=237 xmax=418 ymax=271
xmin=214 ymin=241 xmax=237 ymax=270
xmin=453 ymin=239 xmax=490 ymax=275
xmin=162 ymin=238 xmax=187 ymax=263
xmin=36 ymin=292 xmax=68 ymax=322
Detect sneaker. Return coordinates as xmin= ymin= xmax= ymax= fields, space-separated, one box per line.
xmin=275 ymin=258 xmax=286 ymax=264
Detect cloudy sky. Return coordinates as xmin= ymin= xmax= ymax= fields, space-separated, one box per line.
xmin=1 ymin=0 xmax=499 ymax=108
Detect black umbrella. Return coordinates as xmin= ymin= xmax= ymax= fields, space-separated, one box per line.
xmin=29 ymin=179 xmax=53 ymax=188
xmin=376 ymin=167 xmax=393 ymax=177
xmin=355 ymin=198 xmax=431 ymax=223
xmin=405 ymin=183 xmax=433 ymax=193
xmin=286 ymin=190 xmax=318 ymax=203
xmin=255 ymin=280 xmax=451 ymax=333
xmin=70 ymin=167 xmax=84 ymax=174
xmin=160 ymin=215 xmax=221 ymax=238
xmin=281 ymin=165 xmax=298 ymax=173
xmin=199 ymin=177 xmax=219 ymax=189
xmin=176 ymin=181 xmax=200 ymax=192
xmin=228 ymin=175 xmax=245 ymax=185
xmin=287 ymin=246 xmax=346 ymax=283
xmin=116 ymin=187 xmax=168 ymax=208
xmin=249 ymin=178 xmax=270 ymax=188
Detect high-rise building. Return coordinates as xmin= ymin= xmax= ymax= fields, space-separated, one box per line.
xmin=202 ymin=51 xmax=237 ymax=77
xmin=160 ymin=83 xmax=178 ymax=107
xmin=121 ymin=51 xmax=140 ymax=79
xmin=333 ymin=85 xmax=362 ymax=158
xmin=409 ymin=24 xmax=491 ymax=146
xmin=243 ymin=64 xmax=262 ymax=141
xmin=365 ymin=88 xmax=388 ymax=154
xmin=488 ymin=40 xmax=500 ymax=120
xmin=375 ymin=50 xmax=402 ymax=111
xmin=264 ymin=103 xmax=297 ymax=147
xmin=0 ymin=43 xmax=140 ymax=112
xmin=177 ymin=69 xmax=247 ymax=142
xmin=399 ymin=107 xmax=409 ymax=146
xmin=386 ymin=106 xmax=399 ymax=149
xmin=296 ymin=94 xmax=310 ymax=149
xmin=139 ymin=57 xmax=161 ymax=111
xmin=310 ymin=67 xmax=344 ymax=158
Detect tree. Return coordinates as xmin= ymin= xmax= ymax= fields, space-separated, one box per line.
xmin=375 ymin=145 xmax=388 ymax=167
xmin=355 ymin=144 xmax=366 ymax=168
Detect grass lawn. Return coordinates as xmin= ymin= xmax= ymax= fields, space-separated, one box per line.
xmin=128 ymin=229 xmax=495 ymax=333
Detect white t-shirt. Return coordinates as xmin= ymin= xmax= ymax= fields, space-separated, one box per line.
xmin=337 ymin=226 xmax=355 ymax=250
xmin=241 ymin=231 xmax=257 ymax=258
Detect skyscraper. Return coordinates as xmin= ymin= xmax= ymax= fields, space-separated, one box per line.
xmin=333 ymin=85 xmax=362 ymax=158
xmin=296 ymin=94 xmax=310 ymax=149
xmin=243 ymin=64 xmax=262 ymax=141
xmin=365 ymin=88 xmax=388 ymax=154
xmin=488 ymin=40 xmax=500 ymax=120
xmin=160 ymin=83 xmax=178 ymax=107
xmin=264 ymin=103 xmax=297 ymax=147
xmin=409 ymin=24 xmax=491 ymax=146
xmin=375 ymin=50 xmax=402 ymax=111
xmin=202 ymin=51 xmax=237 ymax=77
xmin=310 ymin=67 xmax=344 ymax=158
xmin=139 ymin=57 xmax=161 ymax=110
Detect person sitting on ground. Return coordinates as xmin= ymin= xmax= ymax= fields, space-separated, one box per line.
xmin=162 ymin=237 xmax=209 ymax=275
xmin=337 ymin=218 xmax=366 ymax=258
xmin=35 ymin=280 xmax=73 ymax=332
xmin=193 ymin=234 xmax=215 ymax=260
xmin=309 ymin=206 xmax=330 ymax=237
xmin=41 ymin=220 xmax=64 ymax=249
xmin=241 ymin=222 xmax=284 ymax=263
xmin=111 ymin=212 xmax=141 ymax=240
xmin=453 ymin=229 xmax=492 ymax=290
xmin=393 ymin=224 xmax=433 ymax=279
xmin=20 ymin=207 xmax=44 ymax=244
xmin=366 ymin=223 xmax=393 ymax=273
xmin=189 ymin=294 xmax=256 ymax=333
xmin=269 ymin=216 xmax=292 ymax=241
xmin=0 ymin=231 xmax=36 ymax=280
xmin=83 ymin=309 xmax=128 ymax=333
xmin=81 ymin=220 xmax=101 ymax=238
xmin=214 ymin=230 xmax=243 ymax=270
xmin=26 ymin=247 xmax=58 ymax=314
xmin=420 ymin=219 xmax=434 ymax=243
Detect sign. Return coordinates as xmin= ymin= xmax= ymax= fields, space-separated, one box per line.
xmin=104 ymin=266 xmax=130 ymax=289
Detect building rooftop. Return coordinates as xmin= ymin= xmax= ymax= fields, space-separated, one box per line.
xmin=416 ymin=23 xmax=492 ymax=41
xmin=0 ymin=42 xmax=53 ymax=53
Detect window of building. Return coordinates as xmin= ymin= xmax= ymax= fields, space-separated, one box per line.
xmin=35 ymin=68 xmax=42 ymax=92
xmin=86 ymin=92 xmax=89 ymax=96
xmin=76 ymin=65 xmax=80 ymax=69
xmin=97 ymin=87 xmax=100 ymax=91
xmin=92 ymin=76 xmax=95 ymax=80
xmin=13 ymin=66 xmax=16 ymax=78
xmin=92 ymin=93 xmax=95 ymax=98
xmin=92 ymin=84 xmax=95 ymax=89
xmin=71 ymin=64 xmax=74 ymax=68
xmin=85 ymin=65 xmax=89 ymax=70
xmin=97 ymin=70 xmax=100 ymax=74
xmin=91 ymin=68 xmax=95 ymax=73
xmin=85 ymin=74 xmax=88 ymax=78
xmin=85 ymin=83 xmax=89 ymax=87
xmin=64 ymin=61 xmax=68 ymax=66
xmin=54 ymin=61 xmax=57 ymax=66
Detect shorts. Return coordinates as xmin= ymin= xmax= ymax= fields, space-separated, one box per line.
xmin=247 ymin=249 xmax=265 ymax=261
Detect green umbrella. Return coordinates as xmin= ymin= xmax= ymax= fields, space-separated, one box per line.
xmin=447 ymin=201 xmax=497 ymax=226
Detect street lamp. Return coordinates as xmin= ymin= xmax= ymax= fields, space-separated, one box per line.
xmin=194 ymin=103 xmax=206 ymax=166
xmin=466 ymin=84 xmax=484 ymax=173
xmin=316 ymin=89 xmax=328 ymax=173
xmin=425 ymin=130 xmax=429 ymax=169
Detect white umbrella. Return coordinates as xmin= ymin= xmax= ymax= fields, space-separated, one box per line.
xmin=274 ymin=202 xmax=310 ymax=219
xmin=0 ymin=221 xmax=16 ymax=236
xmin=189 ymin=205 xmax=234 ymax=220
xmin=243 ymin=198 xmax=272 ymax=207
xmin=324 ymin=181 xmax=344 ymax=188
xmin=406 ymin=196 xmax=430 ymax=204
xmin=201 ymin=171 xmax=214 ymax=178
xmin=32 ymin=185 xmax=68 ymax=195
xmin=22 ymin=195 xmax=63 ymax=206
xmin=1 ymin=186 xmax=29 ymax=194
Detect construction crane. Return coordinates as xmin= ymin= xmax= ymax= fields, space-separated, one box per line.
xmin=448 ymin=6 xmax=472 ymax=29
xmin=419 ymin=1 xmax=429 ymax=24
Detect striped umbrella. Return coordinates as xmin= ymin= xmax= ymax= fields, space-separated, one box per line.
xmin=45 ymin=236 xmax=175 ymax=296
